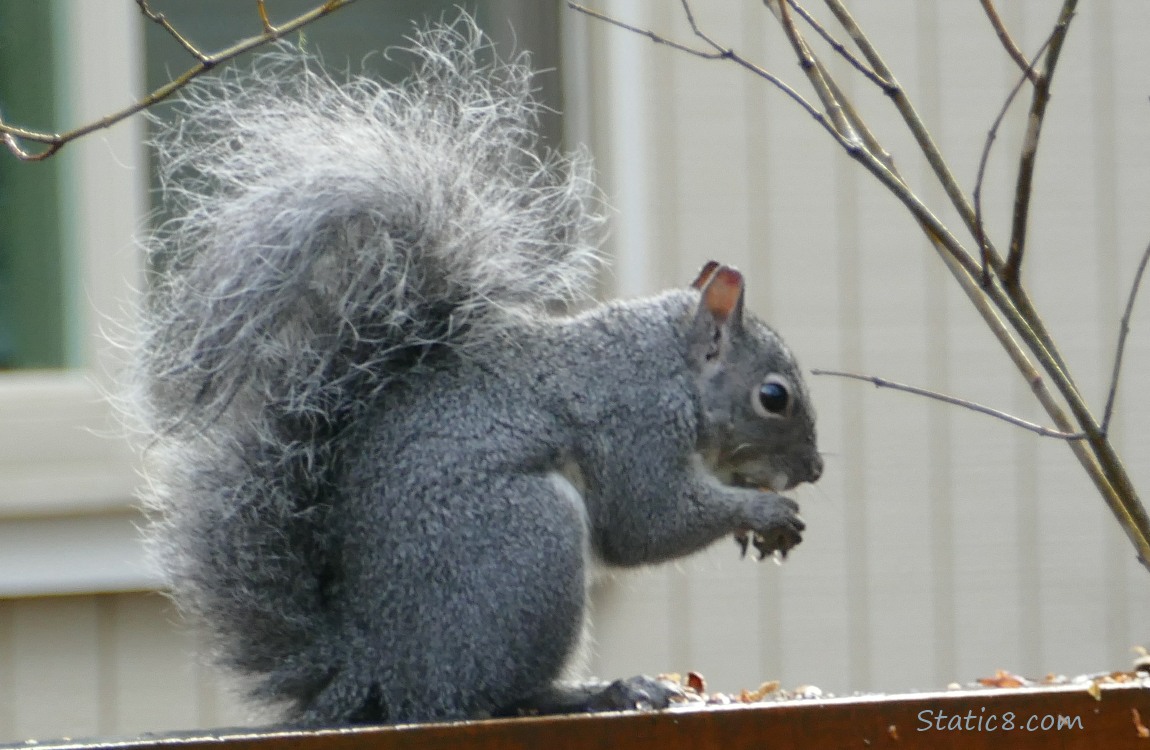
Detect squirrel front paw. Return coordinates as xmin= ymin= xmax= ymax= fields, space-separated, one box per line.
xmin=734 ymin=493 xmax=804 ymax=560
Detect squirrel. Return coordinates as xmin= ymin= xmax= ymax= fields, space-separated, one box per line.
xmin=127 ymin=18 xmax=823 ymax=726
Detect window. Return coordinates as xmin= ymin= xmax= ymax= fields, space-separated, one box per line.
xmin=0 ymin=1 xmax=563 ymax=596
xmin=0 ymin=2 xmax=69 ymax=369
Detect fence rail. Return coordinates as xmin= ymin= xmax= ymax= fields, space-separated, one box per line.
xmin=4 ymin=683 xmax=1149 ymax=750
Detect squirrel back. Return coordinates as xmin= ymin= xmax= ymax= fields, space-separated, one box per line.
xmin=132 ymin=21 xmax=602 ymax=714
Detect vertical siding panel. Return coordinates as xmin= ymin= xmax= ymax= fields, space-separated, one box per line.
xmin=916 ymin=0 xmax=957 ymax=692
xmin=937 ymin=0 xmax=1027 ymax=688
xmin=9 ymin=597 xmax=102 ymax=740
xmin=1112 ymin=0 xmax=1150 ymax=653
xmin=95 ymin=595 xmax=118 ymax=735
xmin=584 ymin=0 xmax=681 ymax=686
xmin=667 ymin=1 xmax=768 ymax=694
xmin=834 ymin=72 xmax=872 ymax=695
xmin=751 ymin=1 xmax=859 ymax=697
xmin=594 ymin=0 xmax=663 ymax=298
xmin=1009 ymin=0 xmax=1045 ymax=669
xmin=588 ymin=572 xmax=678 ymax=683
xmin=739 ymin=6 xmax=787 ymax=689
xmin=108 ymin=593 xmax=204 ymax=734
xmin=0 ymin=594 xmax=257 ymax=742
xmin=656 ymin=0 xmax=696 ymax=682
xmin=0 ymin=600 xmax=14 ymax=739
xmin=842 ymin=0 xmax=942 ymax=693
xmin=1025 ymin=0 xmax=1113 ymax=679
xmin=1089 ymin=0 xmax=1130 ymax=672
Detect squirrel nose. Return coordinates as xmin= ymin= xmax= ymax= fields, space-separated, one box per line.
xmin=807 ymin=452 xmax=824 ymax=484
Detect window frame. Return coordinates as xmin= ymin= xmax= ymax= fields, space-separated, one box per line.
xmin=0 ymin=2 xmax=153 ymax=596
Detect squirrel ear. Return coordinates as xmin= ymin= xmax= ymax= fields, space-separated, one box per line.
xmin=691 ymin=265 xmax=746 ymax=363
xmin=690 ymin=260 xmax=722 ymax=290
xmin=699 ymin=266 xmax=746 ymax=326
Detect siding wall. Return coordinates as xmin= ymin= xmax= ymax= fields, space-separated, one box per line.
xmin=578 ymin=0 xmax=1150 ymax=698
xmin=2 ymin=0 xmax=1150 ymax=743
xmin=0 ymin=592 xmax=251 ymax=741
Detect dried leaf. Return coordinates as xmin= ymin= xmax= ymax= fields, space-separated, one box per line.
xmin=977 ymin=669 xmax=1027 ymax=688
xmin=737 ymin=680 xmax=781 ymax=703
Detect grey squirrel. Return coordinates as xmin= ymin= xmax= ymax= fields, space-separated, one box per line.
xmin=129 ymin=18 xmax=822 ymax=726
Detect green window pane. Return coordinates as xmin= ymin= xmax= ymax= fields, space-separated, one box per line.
xmin=0 ymin=1 xmax=68 ymax=370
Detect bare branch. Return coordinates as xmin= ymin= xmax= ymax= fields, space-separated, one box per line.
xmin=972 ymin=31 xmax=1057 ymax=286
xmin=812 ymin=369 xmax=1085 ymax=440
xmin=978 ymin=0 xmax=1040 ymax=85
xmin=0 ymin=0 xmax=357 ymax=161
xmin=817 ymin=0 xmax=1076 ymax=398
xmin=1002 ymin=0 xmax=1079 ymax=288
xmin=820 ymin=0 xmax=982 ymax=259
xmin=783 ymin=0 xmax=894 ymax=94
xmin=765 ymin=0 xmax=855 ymax=140
xmin=766 ymin=0 xmax=999 ymax=288
xmin=1102 ymin=239 xmax=1150 ymax=434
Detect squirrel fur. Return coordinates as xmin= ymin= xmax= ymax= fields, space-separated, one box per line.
xmin=129 ymin=18 xmax=823 ymax=726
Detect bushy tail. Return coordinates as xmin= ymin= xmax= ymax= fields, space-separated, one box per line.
xmin=129 ymin=18 xmax=602 ymax=712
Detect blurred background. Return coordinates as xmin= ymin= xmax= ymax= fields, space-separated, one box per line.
xmin=0 ymin=0 xmax=1147 ymax=740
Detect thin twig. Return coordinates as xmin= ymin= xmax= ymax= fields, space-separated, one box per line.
xmin=258 ymin=0 xmax=276 ymax=35
xmin=567 ymin=2 xmax=727 ymax=59
xmin=972 ymin=30 xmax=1057 ymax=285
xmin=978 ymin=0 xmax=1040 ymax=85
xmin=812 ymin=369 xmax=1085 ymax=440
xmin=0 ymin=0 xmax=357 ymax=161
xmin=567 ymin=2 xmax=839 ymax=143
xmin=1002 ymin=0 xmax=1079 ymax=288
xmin=1102 ymin=239 xmax=1150 ymax=435
xmin=784 ymin=0 xmax=894 ymax=93
xmin=136 ymin=0 xmax=209 ymax=61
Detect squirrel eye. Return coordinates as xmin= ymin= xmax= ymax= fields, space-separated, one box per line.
xmin=755 ymin=378 xmax=790 ymax=417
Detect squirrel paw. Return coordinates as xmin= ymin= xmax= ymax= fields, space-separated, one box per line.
xmin=735 ymin=493 xmax=805 ymax=560
xmin=585 ymin=675 xmax=684 ymax=713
